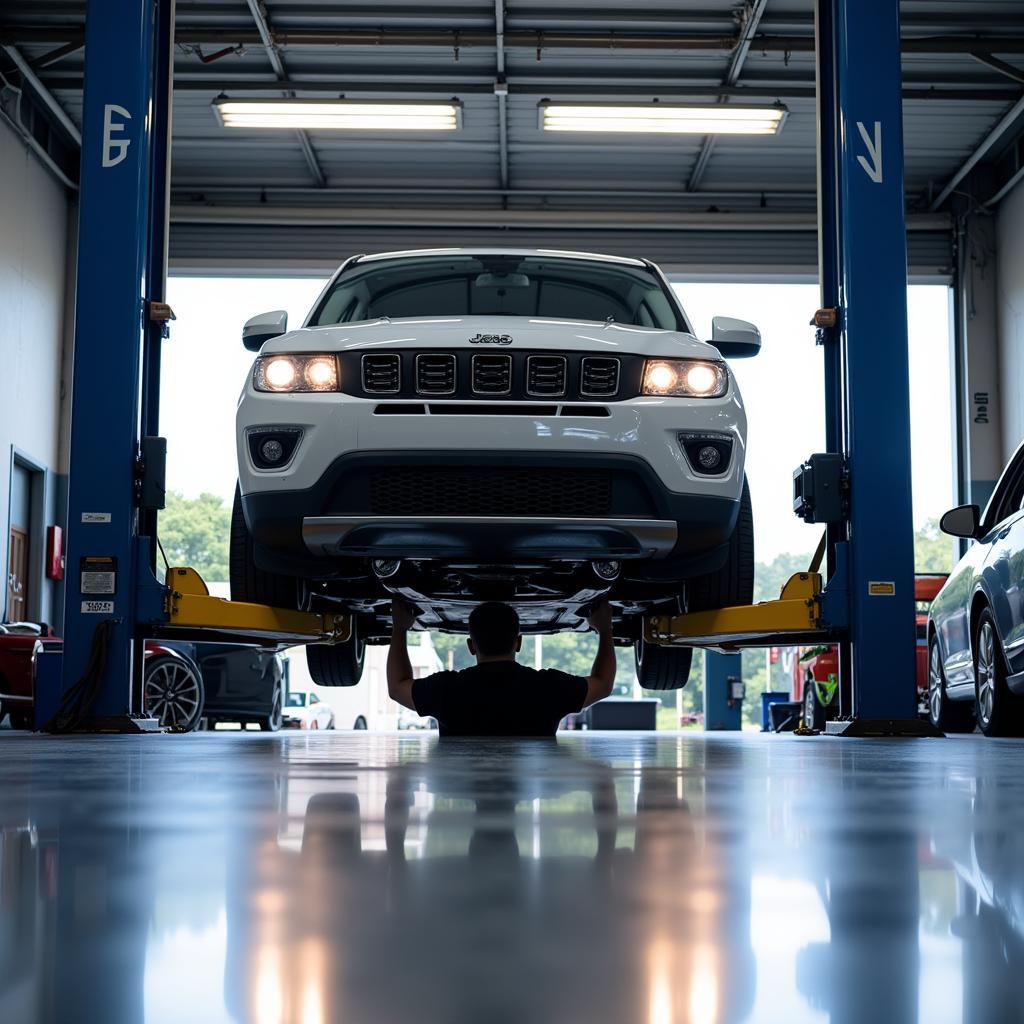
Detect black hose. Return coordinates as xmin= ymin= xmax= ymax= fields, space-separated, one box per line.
xmin=43 ymin=619 xmax=116 ymax=733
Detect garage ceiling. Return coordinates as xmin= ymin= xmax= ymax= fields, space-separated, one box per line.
xmin=2 ymin=1 xmax=1023 ymax=275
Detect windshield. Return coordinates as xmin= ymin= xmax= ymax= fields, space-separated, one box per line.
xmin=309 ymin=254 xmax=686 ymax=331
xmin=285 ymin=693 xmax=306 ymax=707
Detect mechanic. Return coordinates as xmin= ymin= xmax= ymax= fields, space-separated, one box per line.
xmin=386 ymin=599 xmax=616 ymax=736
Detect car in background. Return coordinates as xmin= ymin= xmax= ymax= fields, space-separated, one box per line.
xmin=0 ymin=623 xmax=61 ymax=730
xmin=145 ymin=641 xmax=286 ymax=733
xmin=397 ymin=705 xmax=437 ymax=730
xmin=793 ymin=573 xmax=947 ymax=730
xmin=929 ymin=442 xmax=1024 ymax=736
xmin=1 ymin=629 xmax=284 ymax=733
xmin=283 ymin=690 xmax=336 ymax=730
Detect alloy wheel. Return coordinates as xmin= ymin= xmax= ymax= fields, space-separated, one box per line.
xmin=145 ymin=659 xmax=202 ymax=731
xmin=803 ymin=675 xmax=817 ymax=727
xmin=977 ymin=621 xmax=996 ymax=728
xmin=929 ymin=642 xmax=944 ymax=723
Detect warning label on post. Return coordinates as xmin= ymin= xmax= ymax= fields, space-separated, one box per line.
xmin=868 ymin=581 xmax=896 ymax=596
xmin=80 ymin=555 xmax=117 ymax=595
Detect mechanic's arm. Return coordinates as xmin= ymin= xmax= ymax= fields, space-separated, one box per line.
xmin=583 ymin=602 xmax=616 ymax=708
xmin=386 ymin=600 xmax=418 ymax=711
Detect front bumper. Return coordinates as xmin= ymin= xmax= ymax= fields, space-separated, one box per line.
xmin=240 ymin=450 xmax=740 ymax=576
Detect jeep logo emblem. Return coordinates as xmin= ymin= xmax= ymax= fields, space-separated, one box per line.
xmin=469 ymin=333 xmax=513 ymax=345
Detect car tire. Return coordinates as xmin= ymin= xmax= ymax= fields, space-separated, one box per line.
xmin=229 ymin=484 xmax=297 ymax=609
xmin=928 ymin=633 xmax=974 ymax=733
xmin=306 ymin=624 xmax=366 ymax=687
xmin=144 ymin=654 xmax=205 ymax=732
xmin=974 ymin=610 xmax=1024 ymax=737
xmin=8 ymin=708 xmax=33 ymax=731
xmin=259 ymin=685 xmax=283 ymax=732
xmin=686 ymin=476 xmax=754 ymax=612
xmin=353 ymin=715 xmax=368 ymax=730
xmin=634 ymin=634 xmax=693 ymax=690
xmin=802 ymin=671 xmax=824 ymax=731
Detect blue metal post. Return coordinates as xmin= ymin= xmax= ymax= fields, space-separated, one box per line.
xmin=819 ymin=0 xmax=921 ymax=730
xmin=703 ymin=651 xmax=743 ymax=731
xmin=58 ymin=0 xmax=164 ymax=729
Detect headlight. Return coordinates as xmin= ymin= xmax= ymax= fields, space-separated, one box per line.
xmin=254 ymin=354 xmax=340 ymax=393
xmin=641 ymin=359 xmax=728 ymax=398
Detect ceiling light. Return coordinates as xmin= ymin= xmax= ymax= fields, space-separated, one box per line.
xmin=215 ymin=100 xmax=462 ymax=131
xmin=539 ymin=102 xmax=787 ymax=135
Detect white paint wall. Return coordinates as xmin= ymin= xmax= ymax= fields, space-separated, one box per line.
xmin=997 ymin=180 xmax=1024 ymax=458
xmin=0 ymin=120 xmax=73 ymax=624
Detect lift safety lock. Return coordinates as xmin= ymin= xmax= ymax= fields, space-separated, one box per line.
xmin=793 ymin=453 xmax=847 ymax=524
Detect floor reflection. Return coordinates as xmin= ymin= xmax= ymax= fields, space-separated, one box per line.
xmin=0 ymin=734 xmax=1023 ymax=1024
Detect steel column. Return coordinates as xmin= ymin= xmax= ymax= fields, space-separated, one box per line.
xmin=818 ymin=0 xmax=920 ymax=729
xmin=703 ymin=652 xmax=744 ymax=731
xmin=58 ymin=0 xmax=168 ymax=729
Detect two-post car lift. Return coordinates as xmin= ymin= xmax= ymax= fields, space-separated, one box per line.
xmin=51 ymin=0 xmax=932 ymax=736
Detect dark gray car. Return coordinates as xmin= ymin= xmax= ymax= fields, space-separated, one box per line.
xmin=928 ymin=442 xmax=1024 ymax=736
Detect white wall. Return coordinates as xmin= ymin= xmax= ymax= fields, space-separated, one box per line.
xmin=997 ymin=180 xmax=1024 ymax=458
xmin=0 ymin=120 xmax=73 ymax=624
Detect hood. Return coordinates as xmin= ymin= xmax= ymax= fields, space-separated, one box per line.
xmin=261 ymin=316 xmax=721 ymax=360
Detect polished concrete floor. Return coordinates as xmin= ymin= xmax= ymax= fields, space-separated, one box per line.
xmin=0 ymin=730 xmax=1021 ymax=1024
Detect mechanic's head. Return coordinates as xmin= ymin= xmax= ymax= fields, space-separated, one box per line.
xmin=467 ymin=601 xmax=523 ymax=660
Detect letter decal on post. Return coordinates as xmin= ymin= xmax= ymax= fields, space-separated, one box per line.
xmin=102 ymin=104 xmax=132 ymax=167
xmin=855 ymin=120 xmax=883 ymax=183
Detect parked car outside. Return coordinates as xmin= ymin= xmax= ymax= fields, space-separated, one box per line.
xmin=792 ymin=573 xmax=947 ymax=730
xmin=283 ymin=690 xmax=336 ymax=730
xmin=929 ymin=442 xmax=1024 ymax=736
xmin=231 ymin=248 xmax=760 ymax=694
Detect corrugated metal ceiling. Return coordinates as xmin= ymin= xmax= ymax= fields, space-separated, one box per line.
xmin=2 ymin=0 xmax=1023 ymax=273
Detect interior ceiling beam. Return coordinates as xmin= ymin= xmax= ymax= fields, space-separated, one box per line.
xmin=0 ymin=43 xmax=81 ymax=146
xmin=241 ymin=0 xmax=325 ymax=188
xmin=168 ymin=204 xmax=950 ymax=232
xmin=8 ymin=25 xmax=1024 ymax=55
xmin=930 ymin=92 xmax=1024 ymax=210
xmin=970 ymin=52 xmax=1024 ymax=86
xmin=38 ymin=73 xmax=1022 ymax=103
xmin=688 ymin=0 xmax=769 ymax=191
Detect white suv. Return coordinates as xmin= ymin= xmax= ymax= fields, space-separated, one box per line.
xmin=231 ymin=249 xmax=757 ymax=690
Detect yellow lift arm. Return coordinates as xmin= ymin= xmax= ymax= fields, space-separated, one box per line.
xmin=644 ymin=571 xmax=834 ymax=652
xmin=154 ymin=567 xmax=351 ymax=646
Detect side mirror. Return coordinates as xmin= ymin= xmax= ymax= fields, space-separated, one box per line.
xmin=242 ymin=310 xmax=288 ymax=352
xmin=709 ymin=316 xmax=761 ymax=358
xmin=939 ymin=504 xmax=981 ymax=539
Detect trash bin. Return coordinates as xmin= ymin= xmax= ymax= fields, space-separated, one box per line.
xmin=760 ymin=691 xmax=790 ymax=732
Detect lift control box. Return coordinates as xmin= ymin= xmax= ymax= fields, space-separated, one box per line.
xmin=793 ymin=453 xmax=847 ymax=524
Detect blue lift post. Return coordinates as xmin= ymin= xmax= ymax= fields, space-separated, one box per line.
xmin=56 ymin=0 xmax=172 ymax=730
xmin=703 ymin=652 xmax=744 ymax=731
xmin=815 ymin=0 xmax=929 ymax=735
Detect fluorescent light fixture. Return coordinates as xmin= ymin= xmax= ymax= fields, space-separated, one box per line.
xmin=214 ymin=99 xmax=462 ymax=131
xmin=539 ymin=102 xmax=787 ymax=135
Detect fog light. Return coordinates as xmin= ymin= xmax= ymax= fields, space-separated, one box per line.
xmin=260 ymin=439 xmax=285 ymax=464
xmin=592 ymin=560 xmax=621 ymax=582
xmin=372 ymin=559 xmax=401 ymax=579
xmin=697 ymin=445 xmax=721 ymax=470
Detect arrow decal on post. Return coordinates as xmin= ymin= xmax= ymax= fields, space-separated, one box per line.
xmin=855 ymin=120 xmax=883 ymax=183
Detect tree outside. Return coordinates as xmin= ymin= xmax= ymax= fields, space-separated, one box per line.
xmin=158 ymin=491 xmax=232 ymax=582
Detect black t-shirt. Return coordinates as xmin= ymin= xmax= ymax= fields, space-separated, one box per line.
xmin=412 ymin=661 xmax=588 ymax=737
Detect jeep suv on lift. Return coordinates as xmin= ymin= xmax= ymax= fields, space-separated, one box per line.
xmin=230 ymin=248 xmax=758 ymax=692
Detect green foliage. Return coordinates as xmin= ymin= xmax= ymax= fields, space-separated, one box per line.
xmin=159 ymin=491 xmax=231 ymax=582
xmin=914 ymin=517 xmax=955 ymax=573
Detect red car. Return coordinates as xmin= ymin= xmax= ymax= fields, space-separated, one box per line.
xmin=0 ymin=623 xmax=63 ymax=730
xmin=792 ymin=573 xmax=947 ymax=729
xmin=0 ymin=625 xmax=204 ymax=732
